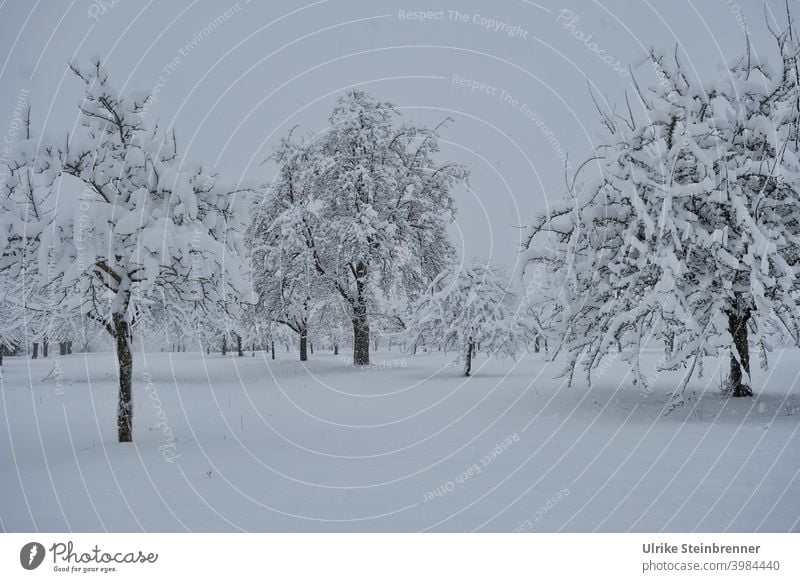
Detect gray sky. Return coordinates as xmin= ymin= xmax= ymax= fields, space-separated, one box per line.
xmin=0 ymin=0 xmax=788 ymax=276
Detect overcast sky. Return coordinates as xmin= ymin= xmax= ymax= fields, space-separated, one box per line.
xmin=0 ymin=0 xmax=789 ymax=276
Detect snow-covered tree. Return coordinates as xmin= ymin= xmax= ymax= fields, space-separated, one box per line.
xmin=409 ymin=262 xmax=531 ymax=376
xmin=308 ymin=294 xmax=349 ymax=355
xmin=517 ymin=261 xmax=565 ymax=355
xmin=522 ymin=294 xmax=559 ymax=354
xmin=0 ymin=273 xmax=28 ymax=365
xmin=248 ymin=135 xmax=324 ymax=361
xmin=0 ymin=103 xmax=60 ymax=361
xmin=265 ymin=91 xmax=467 ymax=366
xmin=0 ymin=60 xmax=254 ymax=441
xmin=522 ymin=30 xmax=800 ymax=398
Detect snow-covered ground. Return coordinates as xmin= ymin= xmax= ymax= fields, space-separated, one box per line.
xmin=1 ymin=348 xmax=798 ymax=532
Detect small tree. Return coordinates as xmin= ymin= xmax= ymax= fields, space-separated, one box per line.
xmin=409 ymin=263 xmax=531 ymax=376
xmin=248 ymin=136 xmax=324 ymax=361
xmin=309 ymin=295 xmax=349 ymax=356
xmin=0 ymin=60 xmax=253 ymax=441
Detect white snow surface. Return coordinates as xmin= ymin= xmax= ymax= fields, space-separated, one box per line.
xmin=0 ymin=348 xmax=798 ymax=532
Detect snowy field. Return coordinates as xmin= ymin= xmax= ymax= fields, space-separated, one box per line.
xmin=1 ymin=348 xmax=798 ymax=532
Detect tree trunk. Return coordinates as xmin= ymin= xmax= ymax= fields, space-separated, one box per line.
xmin=31 ymin=342 xmax=39 ymax=359
xmin=353 ymin=308 xmax=369 ymax=365
xmin=463 ymin=336 xmax=476 ymax=377
xmin=728 ymin=310 xmax=753 ymax=397
xmin=236 ymin=334 xmax=243 ymax=357
xmin=113 ymin=313 xmax=134 ymax=443
xmin=351 ymin=262 xmax=370 ymax=366
xmin=310 ymin=341 xmax=314 ymax=355
xmin=333 ymin=341 xmax=338 ymax=356
xmin=0 ymin=343 xmax=3 ymax=367
xmin=222 ymin=335 xmax=227 ymax=356
xmin=67 ymin=340 xmax=72 ymax=354
xmin=42 ymin=337 xmax=48 ymax=358
xmin=533 ymin=335 xmax=540 ymax=353
xmin=299 ymin=328 xmax=308 ymax=362
xmin=271 ymin=341 xmax=275 ymax=360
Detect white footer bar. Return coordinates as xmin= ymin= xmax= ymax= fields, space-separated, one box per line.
xmin=1 ymin=533 xmax=797 ymax=581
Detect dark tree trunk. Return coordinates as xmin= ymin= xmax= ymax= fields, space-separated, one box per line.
xmin=728 ymin=310 xmax=753 ymax=397
xmin=32 ymin=342 xmax=39 ymax=359
xmin=236 ymin=334 xmax=243 ymax=357
xmin=299 ymin=328 xmax=308 ymax=362
xmin=353 ymin=308 xmax=369 ymax=366
xmin=463 ymin=336 xmax=476 ymax=377
xmin=222 ymin=335 xmax=227 ymax=356
xmin=42 ymin=337 xmax=48 ymax=358
xmin=533 ymin=335 xmax=540 ymax=353
xmin=333 ymin=341 xmax=338 ymax=356
xmin=310 ymin=341 xmax=314 ymax=355
xmin=665 ymin=333 xmax=674 ymax=356
xmin=271 ymin=341 xmax=275 ymax=360
xmin=351 ymin=262 xmax=370 ymax=366
xmin=0 ymin=343 xmax=3 ymax=367
xmin=67 ymin=340 xmax=72 ymax=354
xmin=114 ymin=313 xmax=134 ymax=443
